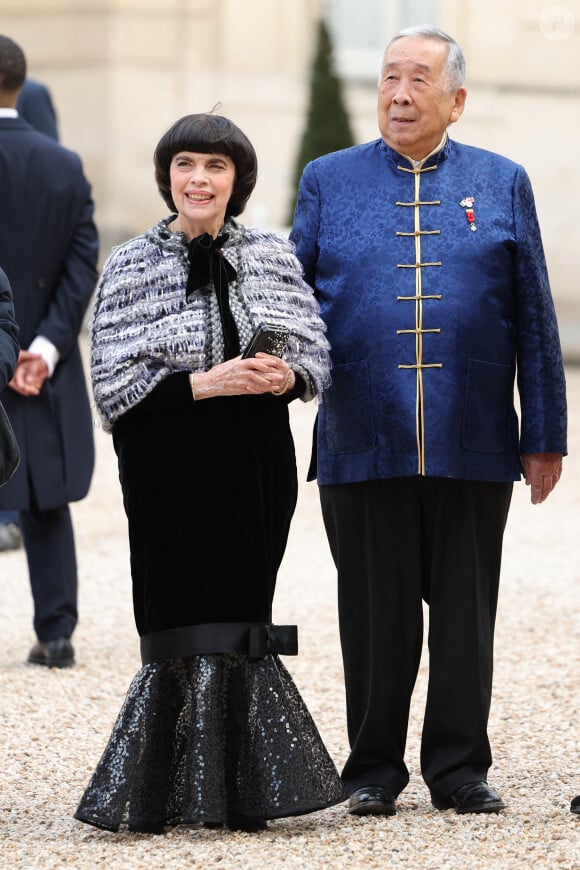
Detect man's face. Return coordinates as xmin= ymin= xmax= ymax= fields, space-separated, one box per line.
xmin=377 ymin=36 xmax=466 ymax=160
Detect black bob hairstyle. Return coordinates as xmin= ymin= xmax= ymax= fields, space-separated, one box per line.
xmin=153 ymin=112 xmax=258 ymax=218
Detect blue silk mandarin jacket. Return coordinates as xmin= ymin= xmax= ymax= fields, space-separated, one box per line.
xmin=290 ymin=137 xmax=567 ymax=486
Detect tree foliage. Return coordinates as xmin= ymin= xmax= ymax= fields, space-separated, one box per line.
xmin=286 ymin=18 xmax=355 ymax=225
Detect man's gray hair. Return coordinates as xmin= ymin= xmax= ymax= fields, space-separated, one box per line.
xmin=380 ymin=24 xmax=466 ymax=90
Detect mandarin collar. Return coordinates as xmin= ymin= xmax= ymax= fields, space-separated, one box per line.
xmin=377 ymin=135 xmax=454 ymax=170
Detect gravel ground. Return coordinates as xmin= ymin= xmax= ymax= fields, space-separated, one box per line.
xmin=1 ymin=357 xmax=579 ymax=870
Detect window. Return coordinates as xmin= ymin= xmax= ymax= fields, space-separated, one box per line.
xmin=328 ymin=0 xmax=439 ymax=81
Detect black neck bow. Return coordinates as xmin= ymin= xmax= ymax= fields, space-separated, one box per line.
xmin=186 ymin=232 xmax=240 ymax=359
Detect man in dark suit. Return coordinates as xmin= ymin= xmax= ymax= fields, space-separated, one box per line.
xmin=17 ymin=77 xmax=59 ymax=141
xmin=0 ymin=76 xmax=60 ymax=552
xmin=0 ymin=34 xmax=99 ymax=668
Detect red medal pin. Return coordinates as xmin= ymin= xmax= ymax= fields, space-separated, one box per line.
xmin=459 ymin=197 xmax=477 ymax=232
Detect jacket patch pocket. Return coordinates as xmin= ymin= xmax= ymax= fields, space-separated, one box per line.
xmin=322 ymin=360 xmax=376 ymax=453
xmin=462 ymin=358 xmax=514 ymax=454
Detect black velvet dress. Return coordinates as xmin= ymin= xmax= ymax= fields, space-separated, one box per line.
xmin=74 ymin=372 xmax=344 ymax=832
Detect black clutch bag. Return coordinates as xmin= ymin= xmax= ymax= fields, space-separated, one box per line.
xmin=241 ymin=322 xmax=289 ymax=359
xmin=0 ymin=399 xmax=20 ymax=488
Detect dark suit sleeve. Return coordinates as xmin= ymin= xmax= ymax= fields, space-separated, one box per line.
xmin=34 ymin=155 xmax=99 ymax=360
xmin=0 ymin=268 xmax=20 ymax=391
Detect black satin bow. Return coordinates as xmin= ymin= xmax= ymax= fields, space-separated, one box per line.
xmin=247 ymin=624 xmax=299 ymax=659
xmin=186 ymin=232 xmax=240 ymax=358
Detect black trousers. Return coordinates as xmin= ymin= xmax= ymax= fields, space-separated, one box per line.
xmin=20 ymin=505 xmax=78 ymax=642
xmin=320 ymin=476 xmax=513 ymax=799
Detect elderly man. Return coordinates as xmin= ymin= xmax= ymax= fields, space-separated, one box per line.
xmin=290 ymin=25 xmax=566 ymax=815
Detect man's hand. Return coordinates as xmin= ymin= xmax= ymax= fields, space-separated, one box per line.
xmin=521 ymin=452 xmax=563 ymax=504
xmin=8 ymin=349 xmax=49 ymax=396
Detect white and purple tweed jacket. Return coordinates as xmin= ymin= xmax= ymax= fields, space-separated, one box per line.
xmin=90 ymin=217 xmax=331 ymax=432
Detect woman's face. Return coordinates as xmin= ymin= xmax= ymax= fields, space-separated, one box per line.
xmin=169 ymin=151 xmax=236 ymax=238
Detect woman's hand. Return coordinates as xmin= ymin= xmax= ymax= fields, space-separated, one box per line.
xmin=191 ymin=353 xmax=295 ymax=400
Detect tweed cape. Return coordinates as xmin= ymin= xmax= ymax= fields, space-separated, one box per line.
xmin=90 ymin=217 xmax=331 ymax=432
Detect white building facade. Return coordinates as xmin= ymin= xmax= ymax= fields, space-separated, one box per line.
xmin=2 ymin=0 xmax=579 ymax=347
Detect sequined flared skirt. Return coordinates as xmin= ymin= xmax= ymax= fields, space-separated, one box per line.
xmin=74 ymin=653 xmax=345 ymax=832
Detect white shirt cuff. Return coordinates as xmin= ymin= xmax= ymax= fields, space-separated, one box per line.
xmin=28 ymin=335 xmax=60 ymax=378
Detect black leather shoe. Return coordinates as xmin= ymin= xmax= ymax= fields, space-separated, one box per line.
xmin=432 ymin=781 xmax=505 ymax=814
xmin=27 ymin=637 xmax=75 ymax=669
xmin=571 ymin=796 xmax=580 ymax=814
xmin=348 ymin=786 xmax=397 ymax=816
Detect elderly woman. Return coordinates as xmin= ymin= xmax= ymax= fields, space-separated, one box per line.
xmin=74 ymin=113 xmax=343 ymax=834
